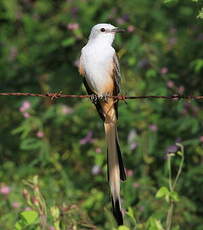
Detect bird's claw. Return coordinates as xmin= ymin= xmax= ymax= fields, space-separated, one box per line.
xmin=90 ymin=94 xmax=99 ymax=104
xmin=98 ymin=94 xmax=109 ymax=102
xmin=90 ymin=94 xmax=110 ymax=103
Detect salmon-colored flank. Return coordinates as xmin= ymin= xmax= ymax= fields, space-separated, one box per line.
xmin=79 ymin=62 xmax=85 ymax=76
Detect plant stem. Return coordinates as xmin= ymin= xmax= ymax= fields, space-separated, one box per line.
xmin=168 ymin=155 xmax=173 ymax=192
xmin=166 ymin=144 xmax=184 ymax=230
xmin=173 ymin=145 xmax=184 ymax=190
xmin=166 ymin=154 xmax=173 ymax=230
xmin=166 ymin=201 xmax=174 ymax=230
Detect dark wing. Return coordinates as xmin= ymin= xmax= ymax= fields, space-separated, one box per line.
xmin=79 ymin=54 xmax=105 ymax=121
xmin=112 ymin=53 xmax=122 ymax=118
xmin=112 ymin=53 xmax=121 ymax=95
xmin=83 ymin=78 xmax=105 ymax=121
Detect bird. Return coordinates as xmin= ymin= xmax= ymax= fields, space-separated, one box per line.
xmin=79 ymin=23 xmax=126 ymax=225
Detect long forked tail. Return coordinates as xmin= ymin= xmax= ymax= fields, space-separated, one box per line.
xmin=104 ymin=122 xmax=126 ymax=225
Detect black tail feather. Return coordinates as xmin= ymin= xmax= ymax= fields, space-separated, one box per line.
xmin=116 ymin=138 xmax=127 ymax=181
xmin=112 ymin=198 xmax=123 ymax=226
xmin=106 ymin=143 xmax=126 ymax=182
xmin=107 ymin=149 xmax=109 ymax=182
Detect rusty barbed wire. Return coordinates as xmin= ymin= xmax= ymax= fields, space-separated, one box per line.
xmin=0 ymin=92 xmax=203 ymax=100
xmin=0 ymin=92 xmax=203 ymax=101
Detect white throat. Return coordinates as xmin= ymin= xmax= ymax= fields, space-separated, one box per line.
xmin=88 ymin=33 xmax=115 ymax=47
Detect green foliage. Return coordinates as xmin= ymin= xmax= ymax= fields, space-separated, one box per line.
xmin=146 ymin=217 xmax=164 ymax=230
xmin=118 ymin=226 xmax=130 ymax=230
xmin=197 ymin=8 xmax=203 ymax=19
xmin=15 ymin=211 xmax=39 ymax=230
xmin=0 ymin=0 xmax=203 ymax=229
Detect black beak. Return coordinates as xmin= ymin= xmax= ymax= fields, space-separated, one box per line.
xmin=111 ymin=27 xmax=125 ymax=33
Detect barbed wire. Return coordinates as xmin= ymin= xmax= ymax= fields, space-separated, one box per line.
xmin=0 ymin=92 xmax=203 ymax=101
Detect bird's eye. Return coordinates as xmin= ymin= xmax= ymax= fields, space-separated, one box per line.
xmin=100 ymin=28 xmax=105 ymax=32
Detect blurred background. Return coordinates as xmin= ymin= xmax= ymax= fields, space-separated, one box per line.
xmin=0 ymin=0 xmax=203 ymax=229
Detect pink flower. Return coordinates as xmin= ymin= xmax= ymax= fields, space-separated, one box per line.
xmin=49 ymin=226 xmax=55 ymax=230
xmin=9 ymin=46 xmax=18 ymax=61
xmin=23 ymin=112 xmax=30 ymax=118
xmin=138 ymin=206 xmax=144 ymax=212
xmin=132 ymin=183 xmax=140 ymax=188
xmin=71 ymin=7 xmax=78 ymax=17
xmin=116 ymin=18 xmax=125 ymax=25
xmin=19 ymin=101 xmax=31 ymax=112
xmin=170 ymin=27 xmax=177 ymax=34
xmin=128 ymin=129 xmax=137 ymax=150
xmin=0 ymin=185 xmax=11 ymax=195
xmin=181 ymin=109 xmax=188 ymax=115
xmin=67 ymin=23 xmax=79 ymax=31
xmin=130 ymin=142 xmax=137 ymax=150
xmin=200 ymin=136 xmax=203 ymax=143
xmin=12 ymin=202 xmax=21 ymax=208
xmin=80 ymin=131 xmax=93 ymax=145
xmin=166 ymin=145 xmax=178 ymax=154
xmin=167 ymin=80 xmax=175 ymax=88
xmin=127 ymin=25 xmax=135 ymax=32
xmin=95 ymin=147 xmax=102 ymax=153
xmin=126 ymin=169 xmax=133 ymax=177
xmin=149 ymin=124 xmax=158 ymax=132
xmin=36 ymin=131 xmax=44 ymax=138
xmin=178 ymin=86 xmax=185 ymax=95
xmin=61 ymin=105 xmax=73 ymax=115
xmin=169 ymin=37 xmax=177 ymax=45
xmin=160 ymin=67 xmax=168 ymax=75
xmin=91 ymin=165 xmax=101 ymax=175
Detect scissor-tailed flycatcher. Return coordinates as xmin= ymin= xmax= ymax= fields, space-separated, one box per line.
xmin=79 ymin=23 xmax=126 ymax=225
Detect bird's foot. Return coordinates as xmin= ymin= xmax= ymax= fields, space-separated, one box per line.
xmin=98 ymin=93 xmax=110 ymax=102
xmin=90 ymin=94 xmax=99 ymax=104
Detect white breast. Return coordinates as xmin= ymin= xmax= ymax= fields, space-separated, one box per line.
xmin=81 ymin=42 xmax=115 ymax=95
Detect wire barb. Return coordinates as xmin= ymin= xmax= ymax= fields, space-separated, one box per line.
xmin=46 ymin=91 xmax=63 ymax=100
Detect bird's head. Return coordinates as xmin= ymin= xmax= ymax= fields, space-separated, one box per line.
xmin=88 ymin=23 xmax=125 ymax=45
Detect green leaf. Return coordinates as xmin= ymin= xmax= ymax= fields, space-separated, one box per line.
xmin=191 ymin=59 xmax=203 ymax=72
xmin=197 ymin=8 xmax=203 ymax=19
xmin=156 ymin=186 xmax=170 ymax=198
xmin=61 ymin=37 xmax=76 ymax=47
xmin=15 ymin=222 xmax=23 ymax=230
xmin=20 ymin=138 xmax=42 ymax=150
xmin=126 ymin=207 xmax=137 ymax=224
xmin=170 ymin=191 xmax=180 ymax=202
xmin=50 ymin=206 xmax=60 ymax=219
xmin=20 ymin=210 xmax=38 ymax=225
xmin=146 ymin=69 xmax=157 ymax=78
xmin=2 ymin=0 xmax=20 ymax=20
xmin=127 ymin=57 xmax=136 ymax=66
xmin=126 ymin=207 xmax=135 ymax=220
xmin=172 ymin=225 xmax=181 ymax=230
xmin=118 ymin=226 xmax=130 ymax=230
xmin=164 ymin=0 xmax=176 ymax=3
xmin=146 ymin=217 xmax=164 ymax=230
xmin=177 ymin=151 xmax=183 ymax=156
